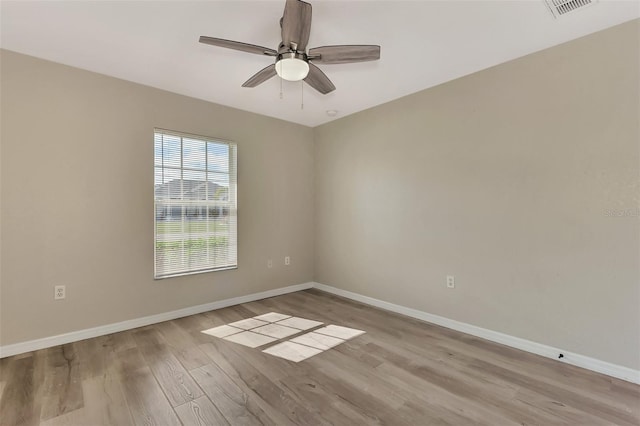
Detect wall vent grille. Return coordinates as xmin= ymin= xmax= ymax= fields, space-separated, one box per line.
xmin=545 ymin=0 xmax=596 ymax=18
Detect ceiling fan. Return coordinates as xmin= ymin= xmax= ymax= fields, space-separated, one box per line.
xmin=199 ymin=0 xmax=380 ymax=95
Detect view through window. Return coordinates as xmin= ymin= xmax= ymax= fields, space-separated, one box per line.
xmin=154 ymin=129 xmax=237 ymax=278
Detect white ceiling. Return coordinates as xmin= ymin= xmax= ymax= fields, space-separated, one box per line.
xmin=1 ymin=1 xmax=638 ymax=127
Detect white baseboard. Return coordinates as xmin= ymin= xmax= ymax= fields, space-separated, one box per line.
xmin=312 ymin=282 xmax=640 ymax=385
xmin=0 ymin=282 xmax=313 ymax=358
xmin=2 ymin=280 xmax=638 ymax=385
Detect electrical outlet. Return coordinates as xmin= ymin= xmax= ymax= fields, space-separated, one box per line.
xmin=284 ymin=256 xmax=290 ymax=266
xmin=54 ymin=285 xmax=66 ymax=300
xmin=446 ymin=276 xmax=455 ymax=289
xmin=267 ymin=259 xmax=273 ymax=268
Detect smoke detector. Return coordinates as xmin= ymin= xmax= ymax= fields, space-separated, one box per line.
xmin=544 ymin=0 xmax=597 ymax=18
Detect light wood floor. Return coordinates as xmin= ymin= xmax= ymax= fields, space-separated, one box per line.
xmin=1 ymin=289 xmax=639 ymax=426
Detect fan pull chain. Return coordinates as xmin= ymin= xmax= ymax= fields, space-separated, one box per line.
xmin=280 ymin=77 xmax=283 ymax=99
xmin=301 ymin=80 xmax=304 ymax=110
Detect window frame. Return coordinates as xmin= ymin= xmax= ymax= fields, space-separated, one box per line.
xmin=153 ymin=128 xmax=238 ymax=279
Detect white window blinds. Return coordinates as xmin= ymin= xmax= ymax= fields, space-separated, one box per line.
xmin=154 ymin=129 xmax=237 ymax=279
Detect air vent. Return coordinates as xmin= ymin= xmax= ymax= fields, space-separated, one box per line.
xmin=544 ymin=0 xmax=596 ymax=18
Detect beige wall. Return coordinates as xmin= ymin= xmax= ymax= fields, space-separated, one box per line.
xmin=0 ymin=50 xmax=315 ymax=346
xmin=314 ymin=20 xmax=640 ymax=370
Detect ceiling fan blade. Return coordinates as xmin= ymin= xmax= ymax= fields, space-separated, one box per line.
xmin=281 ymin=0 xmax=312 ymax=51
xmin=308 ymin=45 xmax=380 ymax=64
xmin=304 ymin=63 xmax=335 ymax=95
xmin=199 ymin=36 xmax=278 ymax=56
xmin=242 ymin=64 xmax=277 ymax=88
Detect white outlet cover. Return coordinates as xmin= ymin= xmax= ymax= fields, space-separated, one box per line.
xmin=446 ymin=276 xmax=455 ymax=288
xmin=54 ymin=285 xmax=66 ymax=299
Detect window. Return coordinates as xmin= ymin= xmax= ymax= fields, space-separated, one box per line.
xmin=154 ymin=129 xmax=237 ymax=278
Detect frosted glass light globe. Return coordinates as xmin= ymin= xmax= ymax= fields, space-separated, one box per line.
xmin=275 ymin=57 xmax=309 ymax=81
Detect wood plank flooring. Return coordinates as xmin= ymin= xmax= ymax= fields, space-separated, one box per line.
xmin=1 ymin=289 xmax=639 ymax=425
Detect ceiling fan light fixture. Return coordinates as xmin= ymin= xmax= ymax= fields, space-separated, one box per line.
xmin=199 ymin=0 xmax=380 ymax=94
xmin=275 ymin=52 xmax=309 ymax=81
